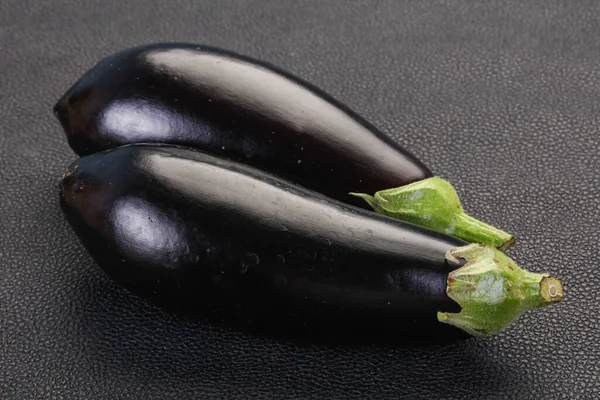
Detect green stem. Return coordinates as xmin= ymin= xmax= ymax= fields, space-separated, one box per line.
xmin=350 ymin=177 xmax=514 ymax=250
xmin=453 ymin=213 xmax=515 ymax=252
xmin=438 ymin=244 xmax=563 ymax=336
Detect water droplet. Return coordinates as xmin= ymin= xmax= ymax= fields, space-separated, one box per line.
xmin=276 ymin=255 xmax=286 ymax=264
xmin=243 ymin=139 xmax=258 ymax=158
xmin=275 ymin=275 xmax=287 ymax=286
xmin=297 ymin=160 xmax=302 ymax=164
xmin=302 ymin=249 xmax=313 ymax=259
xmin=243 ymin=252 xmax=260 ymax=266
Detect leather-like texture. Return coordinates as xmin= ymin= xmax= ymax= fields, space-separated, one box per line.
xmin=1 ymin=1 xmax=597 ymax=398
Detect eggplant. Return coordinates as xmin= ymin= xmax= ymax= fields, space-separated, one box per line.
xmin=54 ymin=43 xmax=429 ymax=198
xmin=59 ymin=144 xmax=562 ymax=338
xmin=54 ymin=43 xmax=513 ymax=249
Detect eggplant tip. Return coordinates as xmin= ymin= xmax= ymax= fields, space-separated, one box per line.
xmin=539 ymin=276 xmax=563 ymax=303
xmin=498 ymin=236 xmax=516 ymax=252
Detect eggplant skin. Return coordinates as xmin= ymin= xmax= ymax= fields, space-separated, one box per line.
xmin=54 ymin=43 xmax=432 ymax=207
xmin=59 ymin=144 xmax=462 ymax=338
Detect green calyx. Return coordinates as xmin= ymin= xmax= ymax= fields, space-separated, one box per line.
xmin=438 ymin=244 xmax=563 ymax=336
xmin=351 ymin=177 xmax=514 ymax=250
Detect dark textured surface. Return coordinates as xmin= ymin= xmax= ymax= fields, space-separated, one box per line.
xmin=1 ymin=0 xmax=598 ymax=399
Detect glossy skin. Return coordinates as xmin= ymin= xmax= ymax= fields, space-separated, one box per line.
xmin=54 ymin=43 xmax=432 ymax=207
xmin=59 ymin=145 xmax=462 ymax=338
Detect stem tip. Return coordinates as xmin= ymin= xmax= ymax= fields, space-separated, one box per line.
xmin=539 ymin=276 xmax=563 ymax=303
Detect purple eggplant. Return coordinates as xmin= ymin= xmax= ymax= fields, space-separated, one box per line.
xmin=59 ymin=144 xmax=562 ymax=338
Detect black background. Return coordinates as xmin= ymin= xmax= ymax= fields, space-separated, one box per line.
xmin=1 ymin=1 xmax=598 ymax=399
